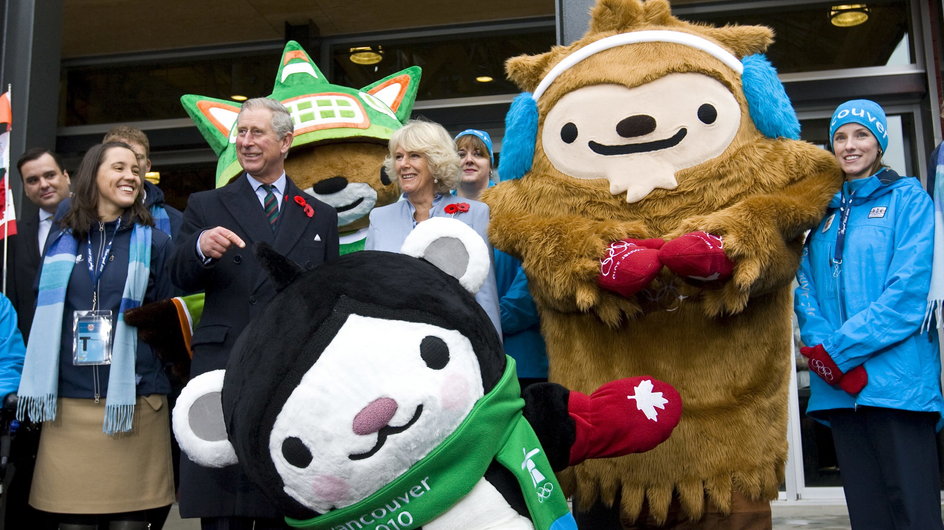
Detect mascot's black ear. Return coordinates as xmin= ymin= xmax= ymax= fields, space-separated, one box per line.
xmin=255 ymin=242 xmax=303 ymax=291
xmin=400 ymin=217 xmax=490 ymax=294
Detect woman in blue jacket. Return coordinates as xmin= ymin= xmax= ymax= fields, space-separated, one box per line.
xmin=17 ymin=142 xmax=174 ymax=529
xmin=795 ymin=100 xmax=944 ymax=529
xmin=452 ymin=128 xmax=548 ymax=385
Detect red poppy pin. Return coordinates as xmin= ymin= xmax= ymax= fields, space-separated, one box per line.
xmin=294 ymin=195 xmax=315 ymax=218
xmin=444 ymin=202 xmax=470 ymax=215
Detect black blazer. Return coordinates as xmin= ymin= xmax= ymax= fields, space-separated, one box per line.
xmin=170 ymin=174 xmax=338 ymax=518
xmin=6 ymin=214 xmax=42 ymax=341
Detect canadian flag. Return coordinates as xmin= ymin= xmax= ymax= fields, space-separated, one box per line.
xmin=0 ymin=89 xmax=16 ymax=239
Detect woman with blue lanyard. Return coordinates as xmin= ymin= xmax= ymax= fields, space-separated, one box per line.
xmin=795 ymin=99 xmax=944 ymax=529
xmin=17 ymin=142 xmax=175 ymax=529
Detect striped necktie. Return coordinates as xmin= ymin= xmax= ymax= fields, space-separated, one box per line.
xmin=262 ymin=184 xmax=280 ymax=229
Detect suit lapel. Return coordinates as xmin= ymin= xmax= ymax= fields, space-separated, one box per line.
xmin=220 ymin=175 xmax=275 ymax=246
xmin=272 ymin=179 xmax=311 ymax=255
xmin=22 ymin=216 xmax=40 ymax=262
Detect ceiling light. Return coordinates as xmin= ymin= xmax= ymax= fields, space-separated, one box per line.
xmin=230 ymin=95 xmax=248 ymax=102
xmin=475 ymin=75 xmax=494 ymax=83
xmin=830 ymin=4 xmax=870 ymax=27
xmin=350 ymin=46 xmax=383 ymax=65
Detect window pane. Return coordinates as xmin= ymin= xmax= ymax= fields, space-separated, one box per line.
xmin=60 ymin=52 xmax=280 ymax=126
xmin=330 ymin=26 xmax=555 ymax=100
xmin=681 ymin=1 xmax=912 ymax=73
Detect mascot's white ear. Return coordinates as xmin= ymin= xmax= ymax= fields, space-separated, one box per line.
xmin=400 ymin=217 xmax=490 ymax=294
xmin=172 ymin=369 xmax=238 ymax=468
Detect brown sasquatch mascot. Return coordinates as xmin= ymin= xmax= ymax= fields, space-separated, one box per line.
xmin=483 ymin=0 xmax=841 ymax=527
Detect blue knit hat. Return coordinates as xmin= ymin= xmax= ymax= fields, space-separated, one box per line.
xmin=454 ymin=129 xmax=494 ymax=164
xmin=828 ymin=99 xmax=889 ymax=153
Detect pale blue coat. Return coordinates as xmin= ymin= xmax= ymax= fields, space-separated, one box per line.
xmin=365 ymin=194 xmax=502 ymax=335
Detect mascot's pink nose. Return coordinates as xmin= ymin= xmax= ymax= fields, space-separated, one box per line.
xmin=352 ymin=397 xmax=399 ymax=435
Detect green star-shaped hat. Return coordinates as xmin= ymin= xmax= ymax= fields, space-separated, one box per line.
xmin=181 ymin=40 xmax=422 ymax=188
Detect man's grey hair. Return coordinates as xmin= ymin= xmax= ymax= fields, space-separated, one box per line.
xmin=239 ymin=97 xmax=294 ymax=140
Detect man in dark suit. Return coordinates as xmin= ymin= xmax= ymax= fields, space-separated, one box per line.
xmin=171 ymin=97 xmax=339 ymax=529
xmin=8 ymin=148 xmax=71 ymax=340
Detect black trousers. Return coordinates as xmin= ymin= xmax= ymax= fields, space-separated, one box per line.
xmin=827 ymin=406 xmax=944 ymax=530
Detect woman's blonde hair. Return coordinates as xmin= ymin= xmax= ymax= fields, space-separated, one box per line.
xmin=384 ymin=120 xmax=460 ymax=194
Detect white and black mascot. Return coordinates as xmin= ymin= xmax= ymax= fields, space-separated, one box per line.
xmin=172 ymin=218 xmax=682 ymax=530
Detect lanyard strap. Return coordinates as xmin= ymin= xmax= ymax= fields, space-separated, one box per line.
xmin=832 ymin=168 xmax=897 ymax=265
xmin=833 ymin=192 xmax=853 ymax=265
xmin=87 ymin=218 xmax=121 ymax=287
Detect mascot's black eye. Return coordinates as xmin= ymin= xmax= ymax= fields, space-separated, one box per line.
xmin=561 ymin=122 xmax=578 ymax=144
xmin=380 ymin=167 xmax=392 ymax=186
xmin=697 ymin=104 xmax=718 ymax=125
xmin=420 ymin=336 xmax=450 ymax=370
xmin=282 ymin=436 xmax=313 ymax=468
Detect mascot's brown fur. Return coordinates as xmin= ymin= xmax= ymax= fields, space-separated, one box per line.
xmin=483 ymin=0 xmax=841 ymax=525
xmin=285 ymin=142 xmax=399 ymax=237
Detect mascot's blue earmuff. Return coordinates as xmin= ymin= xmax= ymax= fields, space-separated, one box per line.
xmin=498 ymin=92 xmax=540 ymax=182
xmin=497 ymin=30 xmax=800 ymax=181
xmin=741 ymin=54 xmax=799 ymax=141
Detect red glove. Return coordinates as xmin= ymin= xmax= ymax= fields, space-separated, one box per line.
xmin=597 ymin=238 xmax=665 ymax=297
xmin=800 ymin=344 xmax=868 ymax=394
xmin=659 ymin=232 xmax=733 ymax=284
xmin=567 ymin=376 xmax=682 ymax=466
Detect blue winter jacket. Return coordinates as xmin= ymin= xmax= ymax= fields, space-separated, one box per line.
xmin=494 ymin=250 xmax=547 ymax=379
xmin=0 ymin=294 xmax=26 ymax=398
xmin=44 ymin=215 xmax=174 ymax=399
xmin=795 ymin=169 xmax=944 ymax=425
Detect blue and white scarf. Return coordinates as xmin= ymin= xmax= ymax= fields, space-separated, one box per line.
xmin=150 ymin=204 xmax=172 ymax=238
xmin=926 ymin=145 xmax=944 ymax=332
xmin=17 ymin=222 xmax=152 ymax=434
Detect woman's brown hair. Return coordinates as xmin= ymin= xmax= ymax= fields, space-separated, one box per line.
xmin=61 ymin=142 xmax=153 ymax=238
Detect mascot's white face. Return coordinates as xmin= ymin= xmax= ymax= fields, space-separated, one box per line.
xmin=269 ymin=314 xmax=485 ymax=513
xmin=304 ymin=182 xmax=378 ymax=226
xmin=541 ymin=72 xmax=741 ymax=203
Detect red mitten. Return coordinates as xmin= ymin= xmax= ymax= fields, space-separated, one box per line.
xmin=597 ymin=239 xmax=665 ymax=297
xmin=801 ymin=344 xmax=867 ymax=394
xmin=659 ymin=231 xmax=733 ymax=283
xmin=567 ymin=376 xmax=682 ymax=466
xmin=838 ymin=365 xmax=868 ymax=395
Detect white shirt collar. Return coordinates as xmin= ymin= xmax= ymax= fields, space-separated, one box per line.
xmin=245 ymin=172 xmax=287 ymax=195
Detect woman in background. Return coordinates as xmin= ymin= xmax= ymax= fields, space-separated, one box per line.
xmin=454 ymin=128 xmax=495 ymax=201
xmin=795 ymin=100 xmax=944 ymax=529
xmin=454 ymin=129 xmax=547 ymax=386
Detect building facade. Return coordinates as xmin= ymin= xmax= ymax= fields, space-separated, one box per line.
xmin=2 ymin=0 xmax=943 ymax=504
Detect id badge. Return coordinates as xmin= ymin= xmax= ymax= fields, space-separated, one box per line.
xmin=73 ymin=310 xmax=113 ymax=366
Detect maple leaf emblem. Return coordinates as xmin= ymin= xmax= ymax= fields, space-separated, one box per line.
xmin=626 ymin=379 xmax=668 ymax=421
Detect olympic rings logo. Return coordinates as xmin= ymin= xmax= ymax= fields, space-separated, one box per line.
xmin=810 ymin=359 xmax=835 ymax=382
xmin=536 ymin=482 xmax=554 ymax=503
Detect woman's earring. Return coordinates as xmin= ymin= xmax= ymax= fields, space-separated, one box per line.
xmin=434 ymin=178 xmax=439 ymax=183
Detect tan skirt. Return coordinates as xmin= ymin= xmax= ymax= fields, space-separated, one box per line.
xmin=30 ymin=395 xmax=175 ymax=514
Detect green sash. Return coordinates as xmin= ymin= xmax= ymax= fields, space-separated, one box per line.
xmin=287 ymin=359 xmax=575 ymax=530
